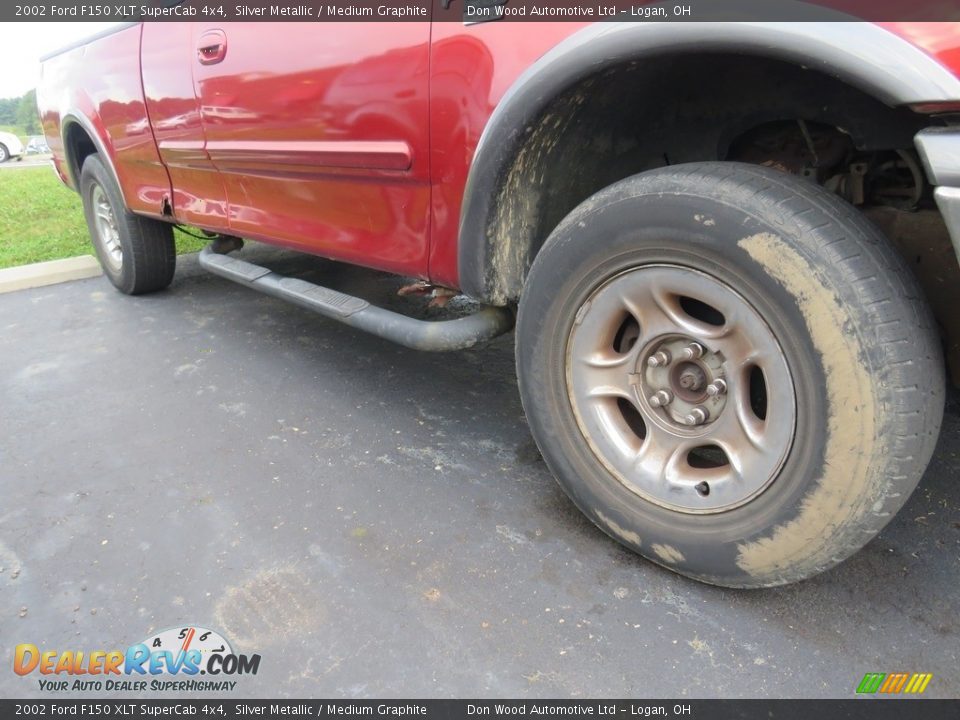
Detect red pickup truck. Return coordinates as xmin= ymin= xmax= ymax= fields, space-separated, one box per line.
xmin=38 ymin=19 xmax=960 ymax=588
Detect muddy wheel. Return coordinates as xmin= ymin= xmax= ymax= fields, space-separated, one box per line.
xmin=516 ymin=161 xmax=943 ymax=588
xmin=80 ymin=153 xmax=176 ymax=295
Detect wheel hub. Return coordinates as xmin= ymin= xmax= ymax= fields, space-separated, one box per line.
xmin=91 ymin=184 xmax=122 ymax=272
xmin=642 ymin=336 xmax=728 ymax=428
xmin=566 ymin=264 xmax=796 ymax=514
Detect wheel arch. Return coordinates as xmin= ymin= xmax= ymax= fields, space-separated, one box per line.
xmin=61 ymin=110 xmax=128 ymax=207
xmin=458 ymin=21 xmax=960 ymax=305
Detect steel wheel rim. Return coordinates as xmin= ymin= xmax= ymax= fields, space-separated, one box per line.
xmin=91 ymin=184 xmax=122 ymax=272
xmin=566 ymin=264 xmax=796 ymax=514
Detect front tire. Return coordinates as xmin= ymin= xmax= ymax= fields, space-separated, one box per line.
xmin=80 ymin=153 xmax=175 ymax=295
xmin=0 ymin=144 xmax=9 ymax=163
xmin=516 ymin=162 xmax=943 ymax=588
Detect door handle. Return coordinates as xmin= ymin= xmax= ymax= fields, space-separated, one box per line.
xmin=197 ymin=29 xmax=227 ymax=65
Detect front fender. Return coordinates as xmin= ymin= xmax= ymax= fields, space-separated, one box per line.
xmin=458 ymin=19 xmax=960 ymax=304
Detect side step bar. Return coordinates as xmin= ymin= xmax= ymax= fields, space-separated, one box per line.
xmin=198 ymin=244 xmax=514 ymax=351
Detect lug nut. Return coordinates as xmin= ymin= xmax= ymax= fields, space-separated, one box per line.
xmin=681 ymin=342 xmax=705 ymax=360
xmin=647 ymin=350 xmax=672 ymax=368
xmin=649 ymin=390 xmax=673 ymax=407
xmin=683 ymin=406 xmax=709 ymax=426
xmin=706 ymin=379 xmax=728 ymax=397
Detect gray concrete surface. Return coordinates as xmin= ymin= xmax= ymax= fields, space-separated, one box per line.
xmin=1 ymin=244 xmax=958 ymax=699
xmin=0 ymin=255 xmax=101 ymax=294
xmin=0 ymin=154 xmax=52 ymax=170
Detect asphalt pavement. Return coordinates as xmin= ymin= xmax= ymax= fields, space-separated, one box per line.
xmin=1 ymin=244 xmax=958 ymax=698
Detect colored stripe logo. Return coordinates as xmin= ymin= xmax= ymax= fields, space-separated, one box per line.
xmin=856 ymin=673 xmax=933 ymax=694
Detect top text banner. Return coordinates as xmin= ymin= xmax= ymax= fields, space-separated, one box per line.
xmin=6 ymin=0 xmax=960 ymax=23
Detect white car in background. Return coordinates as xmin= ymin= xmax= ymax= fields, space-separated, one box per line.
xmin=0 ymin=131 xmax=24 ymax=163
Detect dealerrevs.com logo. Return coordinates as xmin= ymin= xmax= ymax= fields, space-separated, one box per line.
xmin=14 ymin=626 xmax=260 ymax=693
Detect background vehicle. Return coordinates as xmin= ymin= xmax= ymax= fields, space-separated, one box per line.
xmin=37 ymin=19 xmax=960 ymax=587
xmin=0 ymin=130 xmax=23 ymax=162
xmin=24 ymin=135 xmax=50 ymax=155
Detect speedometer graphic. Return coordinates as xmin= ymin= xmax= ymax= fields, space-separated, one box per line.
xmin=139 ymin=626 xmax=233 ymax=667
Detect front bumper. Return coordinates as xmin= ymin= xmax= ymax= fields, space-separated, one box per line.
xmin=916 ymin=128 xmax=960 ymax=260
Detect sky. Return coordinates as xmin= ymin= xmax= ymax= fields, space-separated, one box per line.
xmin=0 ymin=22 xmax=120 ymax=99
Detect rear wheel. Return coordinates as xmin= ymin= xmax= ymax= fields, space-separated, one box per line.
xmin=80 ymin=153 xmax=175 ymax=295
xmin=516 ymin=161 xmax=944 ymax=588
xmin=0 ymin=144 xmax=9 ymax=163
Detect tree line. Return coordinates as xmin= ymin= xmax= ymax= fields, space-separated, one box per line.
xmin=0 ymin=90 xmax=40 ymax=135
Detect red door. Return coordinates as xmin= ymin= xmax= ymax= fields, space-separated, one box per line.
xmin=142 ymin=22 xmax=230 ymax=230
xmin=191 ymin=22 xmax=433 ymax=279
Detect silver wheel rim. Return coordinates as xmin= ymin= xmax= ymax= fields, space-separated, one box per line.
xmin=566 ymin=264 xmax=796 ymax=514
xmin=91 ymin=184 xmax=122 ymax=272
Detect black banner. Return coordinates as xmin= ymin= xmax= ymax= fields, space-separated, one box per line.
xmin=5 ymin=0 xmax=960 ymax=23
xmin=2 ymin=700 xmax=960 ymax=720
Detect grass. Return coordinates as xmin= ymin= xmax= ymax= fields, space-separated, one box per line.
xmin=0 ymin=166 xmax=207 ymax=269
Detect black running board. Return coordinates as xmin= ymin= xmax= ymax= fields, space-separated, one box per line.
xmin=198 ymin=245 xmax=514 ymax=351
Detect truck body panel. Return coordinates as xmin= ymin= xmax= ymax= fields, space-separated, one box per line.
xmin=40 ymin=23 xmax=171 ymax=218
xmin=37 ymin=20 xmax=960 ymax=291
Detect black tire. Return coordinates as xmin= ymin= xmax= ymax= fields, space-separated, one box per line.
xmin=79 ymin=153 xmax=175 ymax=295
xmin=0 ymin=143 xmax=9 ymax=163
xmin=516 ymin=161 xmax=944 ymax=588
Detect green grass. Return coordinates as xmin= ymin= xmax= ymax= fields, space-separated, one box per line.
xmin=0 ymin=166 xmax=207 ymax=269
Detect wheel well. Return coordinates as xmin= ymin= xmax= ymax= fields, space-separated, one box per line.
xmin=482 ymin=53 xmax=940 ymax=304
xmin=63 ymin=121 xmax=98 ymax=188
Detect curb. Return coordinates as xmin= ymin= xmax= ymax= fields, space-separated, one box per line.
xmin=0 ymin=255 xmax=102 ymax=295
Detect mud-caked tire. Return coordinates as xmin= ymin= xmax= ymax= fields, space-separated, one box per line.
xmin=516 ymin=161 xmax=944 ymax=588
